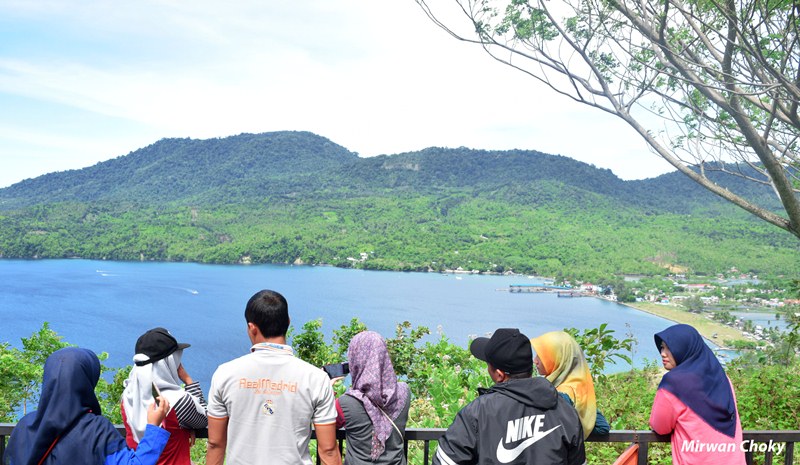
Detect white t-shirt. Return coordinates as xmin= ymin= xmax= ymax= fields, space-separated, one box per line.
xmin=207 ymin=342 xmax=337 ymax=465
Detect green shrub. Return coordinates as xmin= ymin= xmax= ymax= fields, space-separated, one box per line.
xmin=729 ymin=362 xmax=800 ymax=430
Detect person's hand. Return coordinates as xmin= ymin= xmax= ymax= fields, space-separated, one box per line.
xmin=177 ymin=364 xmax=194 ymax=385
xmin=147 ymin=397 xmax=170 ymax=426
xmin=330 ymin=376 xmax=345 ymax=387
xmin=189 ymin=430 xmax=196 ymax=447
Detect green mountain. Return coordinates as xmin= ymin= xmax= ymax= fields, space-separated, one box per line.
xmin=0 ymin=131 xmax=358 ymax=206
xmin=0 ymin=131 xmax=796 ymax=278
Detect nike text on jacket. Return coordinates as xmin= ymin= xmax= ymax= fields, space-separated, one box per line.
xmin=433 ymin=377 xmax=585 ymax=465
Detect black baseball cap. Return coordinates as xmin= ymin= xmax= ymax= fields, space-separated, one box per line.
xmin=470 ymin=328 xmax=532 ymax=374
xmin=134 ymin=327 xmax=190 ymax=366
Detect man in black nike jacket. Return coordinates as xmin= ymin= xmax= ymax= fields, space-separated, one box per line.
xmin=433 ymin=328 xmax=585 ymax=465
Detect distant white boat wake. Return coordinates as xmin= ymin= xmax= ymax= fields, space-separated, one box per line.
xmin=166 ymin=286 xmax=201 ymax=295
xmin=170 ymin=287 xmax=200 ymax=295
xmin=94 ymin=270 xmax=198 ymax=295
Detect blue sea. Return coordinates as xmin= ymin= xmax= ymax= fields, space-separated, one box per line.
xmin=0 ymin=259 xmax=679 ymax=386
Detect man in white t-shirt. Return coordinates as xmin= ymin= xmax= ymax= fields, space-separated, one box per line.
xmin=206 ymin=290 xmax=342 ymax=465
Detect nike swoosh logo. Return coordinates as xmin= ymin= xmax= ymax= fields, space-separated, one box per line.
xmin=496 ymin=425 xmax=562 ymax=463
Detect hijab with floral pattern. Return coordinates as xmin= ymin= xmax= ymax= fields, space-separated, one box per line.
xmin=345 ymin=331 xmax=410 ymax=460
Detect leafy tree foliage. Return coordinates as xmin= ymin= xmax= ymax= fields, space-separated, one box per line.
xmin=565 ymin=323 xmax=634 ymax=381
xmin=682 ymin=295 xmax=705 ymax=313
xmin=0 ymin=195 xmax=797 ymax=279
xmin=415 ymin=0 xmax=800 ymax=239
xmin=291 ymin=319 xmax=336 ymax=368
xmin=0 ymin=323 xmax=131 ymax=423
xmin=0 ymin=323 xmax=70 ymax=419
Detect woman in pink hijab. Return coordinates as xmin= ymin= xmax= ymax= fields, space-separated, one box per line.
xmin=335 ymin=331 xmax=410 ymax=465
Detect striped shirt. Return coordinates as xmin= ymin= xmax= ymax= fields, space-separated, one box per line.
xmin=173 ymin=381 xmax=208 ymax=429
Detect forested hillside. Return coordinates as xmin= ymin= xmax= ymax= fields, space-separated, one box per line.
xmin=0 ymin=132 xmax=359 ymax=206
xmin=0 ymin=131 xmax=796 ymax=278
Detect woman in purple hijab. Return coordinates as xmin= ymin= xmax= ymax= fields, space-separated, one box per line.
xmin=335 ymin=331 xmax=410 ymax=465
xmin=649 ymin=324 xmax=745 ymax=465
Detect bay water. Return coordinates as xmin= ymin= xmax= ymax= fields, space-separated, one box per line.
xmin=1 ymin=259 xmax=679 ymax=386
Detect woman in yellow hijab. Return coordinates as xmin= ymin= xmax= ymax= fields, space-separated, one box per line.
xmin=531 ymin=331 xmax=609 ymax=438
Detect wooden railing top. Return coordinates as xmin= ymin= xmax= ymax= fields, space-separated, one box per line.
xmin=2 ymin=425 xmax=799 ymax=465
xmin=2 ymin=424 xmax=799 ymax=441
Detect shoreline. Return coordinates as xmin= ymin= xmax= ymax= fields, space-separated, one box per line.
xmin=616 ymin=300 xmax=747 ymax=348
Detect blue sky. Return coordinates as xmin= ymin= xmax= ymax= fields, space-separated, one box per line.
xmin=0 ymin=1 xmax=674 ymax=188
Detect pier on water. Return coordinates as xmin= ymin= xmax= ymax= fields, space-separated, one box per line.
xmin=509 ymin=284 xmax=588 ymax=297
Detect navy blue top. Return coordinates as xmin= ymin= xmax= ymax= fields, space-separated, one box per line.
xmin=3 ymin=347 xmax=169 ymax=465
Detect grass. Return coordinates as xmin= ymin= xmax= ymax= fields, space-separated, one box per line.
xmin=621 ymin=301 xmax=747 ymax=347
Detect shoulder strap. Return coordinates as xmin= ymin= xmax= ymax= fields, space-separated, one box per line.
xmin=37 ymin=436 xmax=60 ymax=465
xmin=379 ymin=407 xmax=403 ymax=439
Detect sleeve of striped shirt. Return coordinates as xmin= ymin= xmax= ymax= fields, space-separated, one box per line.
xmin=173 ymin=382 xmax=208 ymax=430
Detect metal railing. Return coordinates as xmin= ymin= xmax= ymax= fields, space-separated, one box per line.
xmin=2 ymin=424 xmax=798 ymax=464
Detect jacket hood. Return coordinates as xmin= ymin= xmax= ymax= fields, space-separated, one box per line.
xmin=485 ymin=377 xmax=559 ymax=410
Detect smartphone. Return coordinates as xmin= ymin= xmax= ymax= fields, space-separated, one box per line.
xmin=322 ymin=362 xmax=350 ymax=379
xmin=151 ymin=382 xmax=162 ymax=406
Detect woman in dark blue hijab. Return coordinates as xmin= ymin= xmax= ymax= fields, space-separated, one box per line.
xmin=649 ymin=324 xmax=745 ymax=465
xmin=4 ymin=347 xmax=171 ymax=465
